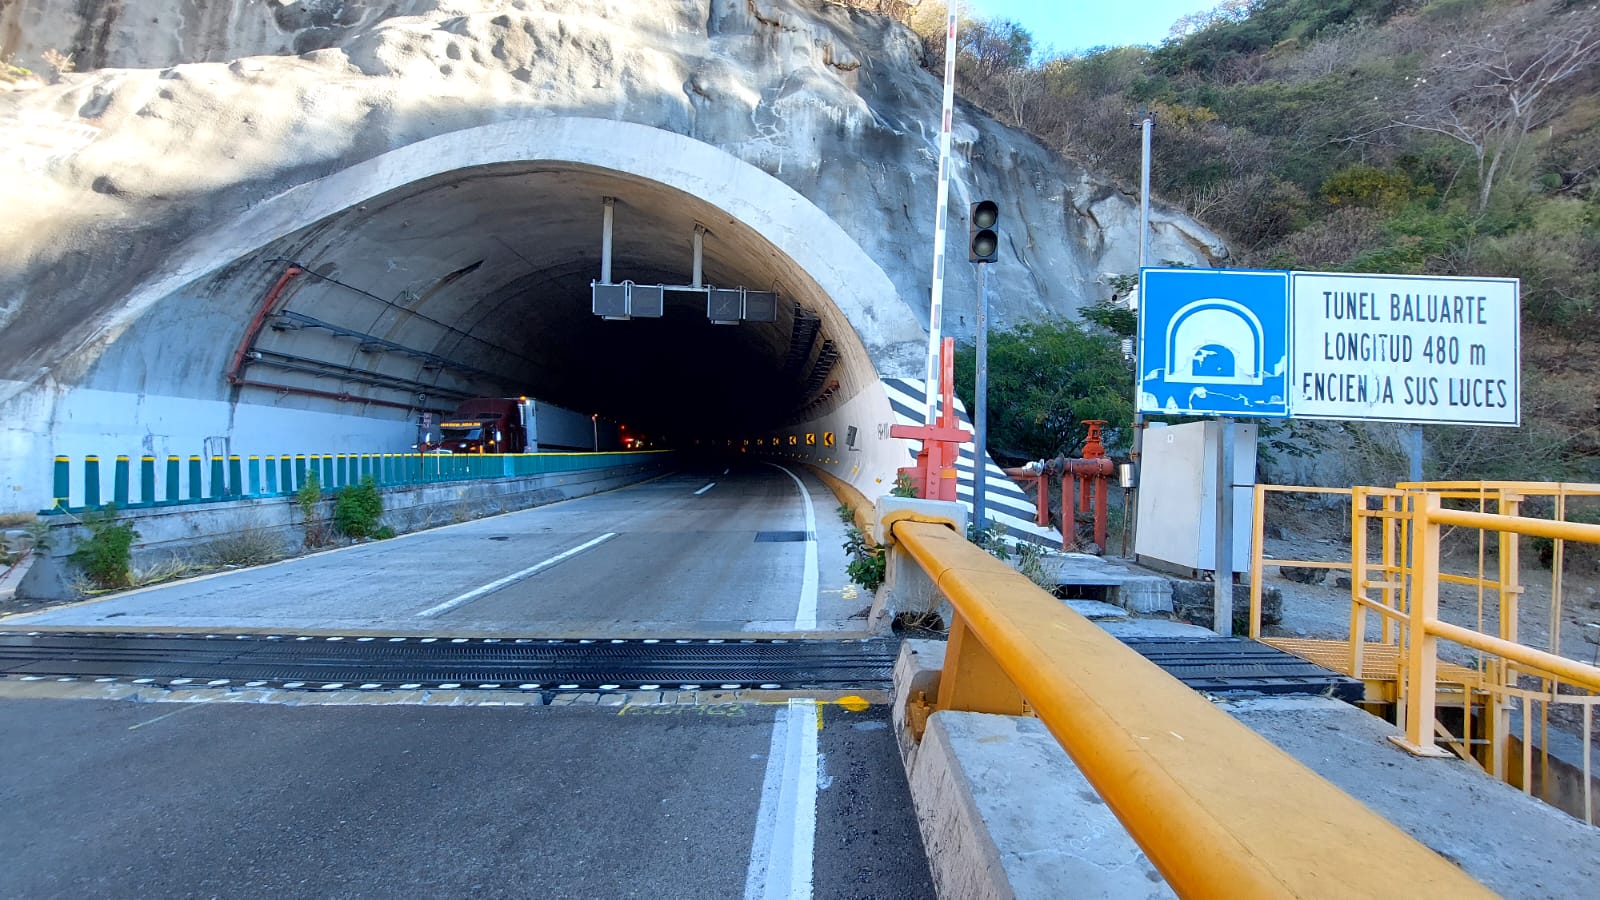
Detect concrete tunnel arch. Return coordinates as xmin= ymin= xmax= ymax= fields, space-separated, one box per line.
xmin=19 ymin=117 xmax=925 ymax=510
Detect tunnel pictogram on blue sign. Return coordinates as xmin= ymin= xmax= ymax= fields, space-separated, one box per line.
xmin=1138 ymin=268 xmax=1290 ymax=418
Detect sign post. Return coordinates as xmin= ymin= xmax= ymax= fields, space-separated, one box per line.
xmin=1215 ymin=416 xmax=1235 ymax=636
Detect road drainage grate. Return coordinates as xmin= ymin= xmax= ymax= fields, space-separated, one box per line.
xmin=0 ymin=631 xmax=894 ymax=692
xmin=754 ymin=531 xmax=814 ymax=543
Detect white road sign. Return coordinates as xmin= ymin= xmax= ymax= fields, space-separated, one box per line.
xmin=1290 ymin=272 xmax=1520 ymax=426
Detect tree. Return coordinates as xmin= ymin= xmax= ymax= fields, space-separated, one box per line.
xmin=954 ymin=319 xmax=1134 ymax=464
xmin=1391 ymin=5 xmax=1600 ymax=212
xmin=960 ymin=18 xmax=1034 ymax=78
xmin=999 ymin=67 xmax=1045 ymax=128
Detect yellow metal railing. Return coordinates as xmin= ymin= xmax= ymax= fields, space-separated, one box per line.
xmin=890 ymin=519 xmax=1487 ymax=898
xmin=1251 ymin=480 xmax=1600 ymax=821
xmin=1399 ymin=494 xmax=1600 ymax=807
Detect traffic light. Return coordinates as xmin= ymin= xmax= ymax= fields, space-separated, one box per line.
xmin=968 ymin=200 xmax=999 ymax=264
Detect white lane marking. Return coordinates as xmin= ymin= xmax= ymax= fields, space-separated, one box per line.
xmin=767 ymin=464 xmax=819 ymax=631
xmin=414 ymin=532 xmax=618 ymax=617
xmin=128 ymin=702 xmax=208 ymax=731
xmin=695 ymin=482 xmax=718 ymax=495
xmin=744 ymin=699 xmax=819 ymax=900
xmin=724 ymin=468 xmax=731 ymax=475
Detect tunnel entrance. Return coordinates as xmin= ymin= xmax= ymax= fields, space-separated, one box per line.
xmin=8 ymin=118 xmax=924 ymax=517
xmin=53 ymin=118 xmax=919 ymax=470
xmin=219 ymin=160 xmax=863 ymax=444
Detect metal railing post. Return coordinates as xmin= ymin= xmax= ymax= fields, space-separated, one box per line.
xmin=1248 ymin=484 xmax=1266 ymax=639
xmin=166 ymin=456 xmax=181 ymax=504
xmin=83 ymin=456 xmax=101 ymax=509
xmin=936 ymin=614 xmax=1027 ymax=717
xmin=1349 ymin=487 xmax=1369 ymax=678
xmin=139 ymin=456 xmax=156 ymax=506
xmin=1395 ymin=492 xmax=1451 ymax=757
xmin=112 ymin=456 xmax=130 ymax=507
xmin=52 ymin=455 xmax=70 ymax=510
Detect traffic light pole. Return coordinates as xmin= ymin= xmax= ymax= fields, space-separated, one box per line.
xmin=973 ymin=262 xmax=990 ymax=534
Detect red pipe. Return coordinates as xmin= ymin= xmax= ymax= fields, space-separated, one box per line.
xmin=226 ymin=266 xmax=301 ymax=385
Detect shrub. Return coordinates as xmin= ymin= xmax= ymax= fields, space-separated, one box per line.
xmin=68 ymin=505 xmax=138 ymax=590
xmin=333 ymin=477 xmax=384 ymax=539
xmin=843 ymin=526 xmax=886 ymax=593
xmin=1322 ymin=164 xmax=1412 ymax=211
xmin=296 ymin=473 xmax=326 ymax=548
xmin=204 ymin=527 xmax=285 ymax=568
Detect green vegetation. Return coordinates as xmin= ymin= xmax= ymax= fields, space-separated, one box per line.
xmin=333 ymin=477 xmax=384 ymax=539
xmin=953 ymin=318 xmax=1133 ymax=464
xmin=970 ymin=522 xmax=1055 ymax=590
xmin=68 ymin=505 xmax=138 ymax=590
xmin=843 ymin=525 xmax=886 ymax=593
xmin=886 ymin=0 xmax=1600 ymax=482
xmin=0 ymin=58 xmax=33 ymax=84
xmin=296 ymin=473 xmax=327 ymax=548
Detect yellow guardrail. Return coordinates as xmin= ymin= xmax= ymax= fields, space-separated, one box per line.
xmin=1250 ymin=480 xmax=1600 ymax=820
xmin=1399 ymin=495 xmax=1600 ymax=761
xmin=890 ymin=518 xmax=1488 ymax=898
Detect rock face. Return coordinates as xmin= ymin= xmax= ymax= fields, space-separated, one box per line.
xmin=0 ymin=0 xmax=1224 ymax=389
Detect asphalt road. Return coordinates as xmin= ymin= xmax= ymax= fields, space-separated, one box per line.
xmin=9 ymin=463 xmax=864 ymax=637
xmin=0 ymin=696 xmax=933 ymax=900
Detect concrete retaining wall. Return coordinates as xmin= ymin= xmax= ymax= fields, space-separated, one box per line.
xmin=20 ymin=459 xmax=669 ymax=600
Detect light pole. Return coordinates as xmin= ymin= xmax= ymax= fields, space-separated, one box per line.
xmin=1128 ymin=110 xmax=1155 ymax=554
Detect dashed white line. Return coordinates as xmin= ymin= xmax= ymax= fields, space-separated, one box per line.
xmin=767 ymin=463 xmax=819 ymax=631
xmin=744 ymin=698 xmax=819 ymax=900
xmin=414 ymin=532 xmax=619 ymax=617
xmin=695 ymin=482 xmax=718 ymax=495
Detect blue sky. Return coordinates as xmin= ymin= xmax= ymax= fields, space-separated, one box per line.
xmin=966 ymin=0 xmax=1221 ymax=55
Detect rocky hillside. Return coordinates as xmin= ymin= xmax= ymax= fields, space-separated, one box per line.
xmin=0 ymin=0 xmax=1223 ymax=392
xmin=912 ymin=0 xmax=1600 ymax=483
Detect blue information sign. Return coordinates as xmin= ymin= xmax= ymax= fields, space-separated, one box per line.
xmin=1137 ymin=268 xmax=1291 ymax=418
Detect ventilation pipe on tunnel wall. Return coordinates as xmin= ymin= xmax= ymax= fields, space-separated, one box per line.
xmin=692 ymin=224 xmax=705 ymax=288
xmin=601 ymin=196 xmax=615 ymax=284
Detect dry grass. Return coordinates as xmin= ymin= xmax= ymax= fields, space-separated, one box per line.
xmin=202 ymin=528 xmax=286 ymax=569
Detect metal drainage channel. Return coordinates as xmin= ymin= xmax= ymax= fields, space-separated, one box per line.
xmin=0 ymin=632 xmax=896 ymax=692
xmin=1118 ymin=636 xmax=1365 ymax=701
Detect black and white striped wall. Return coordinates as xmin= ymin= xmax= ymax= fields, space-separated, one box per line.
xmin=879 ymin=378 xmax=1061 ymax=546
